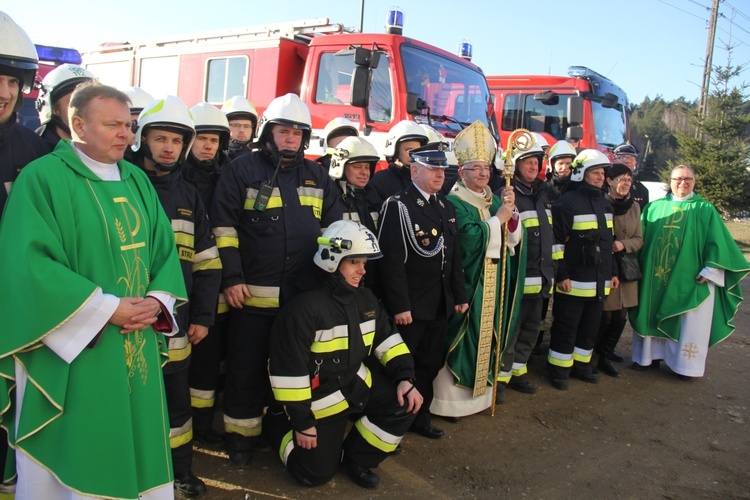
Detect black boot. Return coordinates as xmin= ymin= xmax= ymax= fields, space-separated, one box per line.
xmin=174 ymin=470 xmax=207 ymax=498
xmin=598 ymin=313 xmax=627 ymax=366
xmin=571 ymin=362 xmax=599 ymax=384
xmin=342 ymin=456 xmax=380 ymax=489
xmin=597 ymin=356 xmax=621 ymax=377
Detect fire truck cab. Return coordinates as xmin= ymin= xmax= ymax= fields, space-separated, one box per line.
xmin=487 ymin=66 xmax=630 ymax=157
xmin=81 ymin=13 xmax=496 ymax=161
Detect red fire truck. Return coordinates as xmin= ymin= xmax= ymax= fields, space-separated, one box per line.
xmin=19 ymin=44 xmax=83 ymax=131
xmin=487 ymin=66 xmax=630 ymax=157
xmin=81 ymin=12 xmax=496 ymax=159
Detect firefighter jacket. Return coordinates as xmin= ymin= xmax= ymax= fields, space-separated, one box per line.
xmin=269 ymin=272 xmax=415 ymax=432
xmin=0 ymin=114 xmax=50 ymax=216
xmin=510 ymin=177 xmax=559 ymax=298
xmin=210 ymin=149 xmax=343 ymax=312
xmin=369 ymin=161 xmax=411 ymax=208
xmin=225 ymin=140 xmax=252 ymax=164
xmin=147 ymin=167 xmax=222 ymax=373
xmin=551 ymin=181 xmax=616 ymax=302
xmin=545 ymin=174 xmax=570 ymax=203
xmin=180 ymin=152 xmax=225 ymax=211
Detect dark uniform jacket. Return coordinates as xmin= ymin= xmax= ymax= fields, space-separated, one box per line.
xmin=210 ymin=149 xmax=343 ymax=312
xmin=180 ymin=152 xmax=224 ymax=211
xmin=630 ymin=180 xmax=650 ymax=211
xmin=509 ymin=177 xmax=558 ymax=298
xmin=552 ymin=182 xmax=616 ymax=302
xmin=147 ymin=167 xmax=222 ymax=372
xmin=269 ymin=273 xmax=415 ymax=431
xmin=225 ymin=141 xmax=252 ymax=164
xmin=377 ymin=183 xmax=468 ymax=320
xmin=369 ymin=161 xmax=411 ymax=209
xmin=0 ymin=115 xmax=50 ymax=216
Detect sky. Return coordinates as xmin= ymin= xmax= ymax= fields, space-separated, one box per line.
xmin=6 ymin=0 xmax=750 ymax=105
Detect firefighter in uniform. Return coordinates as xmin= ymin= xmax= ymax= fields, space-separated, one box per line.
xmin=182 ymin=101 xmax=231 ymax=444
xmin=265 ymin=220 xmax=422 ymax=489
xmin=315 ymin=116 xmax=358 ymax=170
xmin=36 ymin=63 xmax=96 ymax=149
xmin=377 ymin=143 xmax=468 ymax=439
xmin=369 ymin=119 xmax=428 ymax=207
xmin=132 ymin=96 xmax=222 ymax=497
xmin=222 ymin=95 xmax=258 ymax=163
xmin=496 ymin=138 xmax=559 ymax=399
xmin=0 ymin=12 xmax=51 ymax=494
xmin=120 ymin=86 xmax=154 ymax=158
xmin=328 ymin=135 xmax=382 ymax=295
xmin=546 ymin=140 xmax=576 ymax=202
xmin=548 ymin=149 xmax=618 ymax=390
xmin=210 ymin=93 xmax=343 ymax=467
xmin=613 ymin=142 xmax=649 ymax=211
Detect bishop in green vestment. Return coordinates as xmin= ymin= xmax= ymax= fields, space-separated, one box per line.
xmin=0 ymin=86 xmax=187 ymax=499
xmin=630 ymin=165 xmax=749 ymax=377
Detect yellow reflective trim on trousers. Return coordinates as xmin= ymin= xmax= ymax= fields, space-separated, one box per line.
xmin=380 ymin=342 xmax=409 ymax=365
xmin=511 ymin=365 xmax=528 ymax=377
xmin=280 ymin=430 xmax=294 ymax=465
xmin=573 ymin=352 xmax=593 ymax=363
xmin=548 ymin=349 xmax=574 ymax=368
xmin=191 ymin=396 xmax=215 ymax=408
xmin=216 ymin=236 xmax=239 ymax=248
xmin=299 ymin=195 xmax=324 ymax=220
xmin=311 ymin=337 xmax=349 ymax=353
xmin=242 ymin=296 xmax=280 ymax=308
xmin=272 ymin=386 xmax=312 ymax=402
xmin=170 ymin=427 xmax=193 ymax=449
xmin=168 ymin=340 xmax=192 ymax=363
xmin=497 ymin=373 xmax=511 ymax=383
xmin=354 ymin=418 xmax=398 ymax=453
xmin=223 ymin=415 xmax=262 ymax=437
xmin=312 ymin=398 xmax=349 ymax=420
xmin=193 ymin=257 xmax=222 ymax=272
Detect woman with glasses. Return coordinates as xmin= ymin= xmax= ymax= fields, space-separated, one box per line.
xmin=595 ymin=164 xmax=643 ymax=378
xmin=630 ymin=165 xmax=749 ymax=378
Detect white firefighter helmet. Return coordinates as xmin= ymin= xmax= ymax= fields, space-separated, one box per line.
xmin=322 ymin=117 xmax=358 ymax=148
xmin=420 ymin=124 xmax=445 ymax=144
xmin=314 ymin=220 xmax=382 ymax=273
xmin=532 ymin=132 xmax=550 ymax=151
xmin=133 ymin=95 xmax=196 ymax=163
xmin=120 ymin=86 xmax=154 ymax=115
xmin=569 ymin=149 xmax=611 ymax=182
xmin=512 ymin=136 xmax=545 ymax=167
xmin=329 ymin=136 xmax=380 ymax=180
xmin=383 ymin=120 xmax=429 ymax=159
xmin=190 ymin=102 xmax=230 ymax=150
xmin=453 ymin=120 xmax=496 ymax=166
xmin=0 ymin=11 xmax=38 ymax=99
xmin=222 ymin=95 xmax=258 ymax=123
xmin=256 ymin=93 xmax=312 ymax=149
xmin=37 ymin=64 xmax=97 ymax=125
xmin=548 ymin=140 xmax=577 ymax=165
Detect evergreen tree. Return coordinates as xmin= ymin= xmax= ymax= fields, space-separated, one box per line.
xmin=674 ymin=55 xmax=750 ymax=216
xmin=629 ymin=96 xmax=679 ymax=182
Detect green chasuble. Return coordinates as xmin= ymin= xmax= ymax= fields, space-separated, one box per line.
xmin=630 ymin=193 xmax=749 ymax=346
xmin=0 ymin=141 xmax=187 ymax=498
xmin=445 ymin=182 xmax=526 ymax=394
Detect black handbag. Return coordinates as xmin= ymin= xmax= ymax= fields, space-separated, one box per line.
xmin=617 ymin=252 xmax=642 ymax=282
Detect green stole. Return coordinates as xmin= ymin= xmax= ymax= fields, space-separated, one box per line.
xmin=630 ymin=193 xmax=749 ymax=346
xmin=0 ymin=141 xmax=187 ymax=498
xmin=445 ymin=182 xmax=526 ymax=392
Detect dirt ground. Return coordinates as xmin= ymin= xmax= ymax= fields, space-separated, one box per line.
xmin=191 ymin=277 xmax=750 ymax=499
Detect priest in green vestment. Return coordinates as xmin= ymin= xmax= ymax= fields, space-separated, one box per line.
xmin=0 ymin=84 xmax=187 ymax=499
xmin=630 ymin=165 xmax=749 ymax=378
xmin=431 ymin=121 xmax=524 ymax=418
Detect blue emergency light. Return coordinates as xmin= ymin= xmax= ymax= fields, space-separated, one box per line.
xmin=459 ymin=39 xmax=472 ymax=61
xmin=386 ymin=7 xmax=404 ymax=35
xmin=35 ymin=45 xmax=82 ymax=65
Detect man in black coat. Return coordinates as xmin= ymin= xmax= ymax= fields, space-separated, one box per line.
xmin=377 ymin=143 xmax=468 ymax=439
xmin=614 ymin=143 xmax=649 ymax=210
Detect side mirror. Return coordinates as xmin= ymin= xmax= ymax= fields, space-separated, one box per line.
xmin=566 ymin=125 xmax=583 ymax=142
xmin=406 ymin=93 xmax=428 ymax=115
xmin=354 ymin=47 xmax=380 ymax=69
xmin=567 ymin=96 xmax=584 ymax=125
xmin=350 ymin=66 xmax=371 ymax=108
xmin=534 ymin=90 xmax=559 ymax=106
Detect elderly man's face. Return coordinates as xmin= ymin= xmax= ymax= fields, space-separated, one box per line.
xmin=411 ymin=163 xmax=445 ymax=195
xmin=516 ymin=156 xmax=540 ymax=185
xmin=0 ymin=75 xmax=20 ymax=125
xmin=670 ymin=167 xmax=695 ymax=198
xmin=459 ymin=161 xmax=491 ymax=192
xmin=72 ymin=97 xmax=131 ymax=164
xmin=584 ymin=167 xmax=606 ymax=188
xmin=615 ymin=154 xmax=637 ymax=172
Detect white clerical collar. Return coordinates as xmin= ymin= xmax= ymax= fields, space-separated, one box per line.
xmin=73 ymin=143 xmax=121 ymax=181
xmin=672 ymin=192 xmax=695 ymax=201
xmin=413 ymin=184 xmax=435 ymax=201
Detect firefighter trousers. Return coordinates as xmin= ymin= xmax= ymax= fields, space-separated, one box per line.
xmin=398 ymin=318 xmax=446 ymax=428
xmin=164 ymin=365 xmax=193 ymax=475
xmin=501 ymin=297 xmax=543 ymax=379
xmin=263 ymin=371 xmax=416 ymax=487
xmin=189 ymin=310 xmax=229 ymax=433
xmin=548 ymin=295 xmax=603 ymax=380
xmin=223 ymin=310 xmax=276 ymax=451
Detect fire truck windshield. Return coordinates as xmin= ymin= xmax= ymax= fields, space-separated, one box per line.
xmin=401 ymin=45 xmax=492 ymax=135
xmin=591 ymin=100 xmax=627 ymax=148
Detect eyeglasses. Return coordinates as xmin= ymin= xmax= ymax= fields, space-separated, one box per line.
xmin=229 ymin=123 xmax=253 ymax=130
xmin=670 ymin=177 xmax=694 ymax=183
xmin=462 ymin=166 xmax=491 ymax=173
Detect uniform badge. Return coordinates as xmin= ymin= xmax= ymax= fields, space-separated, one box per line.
xmin=431 ymin=228 xmax=438 ymax=236
xmin=417 ymin=198 xmax=425 ymax=207
xmin=438 ymin=199 xmax=445 ymax=208
xmin=422 ymin=238 xmax=431 ymax=246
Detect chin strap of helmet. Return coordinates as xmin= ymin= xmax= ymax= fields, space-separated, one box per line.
xmin=139 ymin=143 xmax=179 ymax=173
xmin=49 ymin=114 xmax=71 ymax=138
